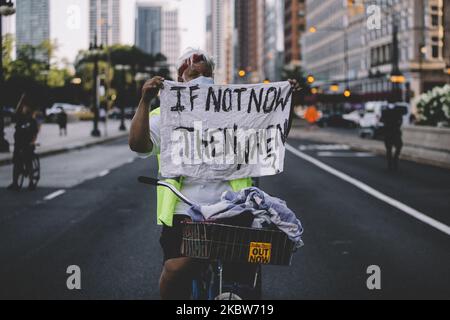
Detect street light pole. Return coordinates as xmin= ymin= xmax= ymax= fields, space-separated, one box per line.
xmin=388 ymin=4 xmax=406 ymax=103
xmin=115 ymin=65 xmax=128 ymax=131
xmin=0 ymin=0 xmax=15 ymax=153
xmin=89 ymin=35 xmax=102 ymax=137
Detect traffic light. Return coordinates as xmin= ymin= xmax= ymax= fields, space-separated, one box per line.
xmin=263 ymin=79 xmax=270 ymax=84
xmin=344 ymin=89 xmax=351 ymax=98
xmin=238 ymin=70 xmax=246 ymax=77
xmin=311 ymin=88 xmax=318 ymax=95
xmin=306 ymin=75 xmax=315 ymax=84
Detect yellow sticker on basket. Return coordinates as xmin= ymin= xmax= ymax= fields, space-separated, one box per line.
xmin=248 ymin=242 xmax=272 ymax=264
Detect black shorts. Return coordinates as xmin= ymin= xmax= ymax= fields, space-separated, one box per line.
xmin=160 ymin=215 xmax=191 ymax=263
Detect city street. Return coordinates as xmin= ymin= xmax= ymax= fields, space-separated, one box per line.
xmin=0 ymin=135 xmax=449 ymax=300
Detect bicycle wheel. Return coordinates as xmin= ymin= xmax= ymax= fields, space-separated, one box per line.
xmin=17 ymin=165 xmax=26 ymax=190
xmin=29 ymin=155 xmax=40 ymax=188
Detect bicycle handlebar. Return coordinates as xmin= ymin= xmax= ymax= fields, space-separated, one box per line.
xmin=138 ymin=176 xmax=196 ymax=207
xmin=137 ymin=176 xmax=159 ymax=186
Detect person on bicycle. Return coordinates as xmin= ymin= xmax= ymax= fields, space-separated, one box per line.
xmin=7 ymin=99 xmax=39 ymax=191
xmin=129 ymin=48 xmax=301 ymax=300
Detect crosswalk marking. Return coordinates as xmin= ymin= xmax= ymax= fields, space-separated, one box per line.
xmin=299 ymin=144 xmax=351 ymax=151
xmin=317 ymin=151 xmax=375 ymax=158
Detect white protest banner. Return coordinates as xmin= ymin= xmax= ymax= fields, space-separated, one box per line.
xmin=159 ymin=81 xmax=293 ymax=180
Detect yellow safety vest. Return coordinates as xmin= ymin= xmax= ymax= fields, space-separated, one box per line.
xmin=150 ymin=108 xmax=253 ymax=227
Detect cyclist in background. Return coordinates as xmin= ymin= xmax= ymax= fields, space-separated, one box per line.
xmin=7 ymin=98 xmax=39 ymax=191
xmin=129 ymin=48 xmax=301 ymax=300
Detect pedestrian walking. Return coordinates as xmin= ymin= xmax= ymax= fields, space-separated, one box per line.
xmin=380 ymin=104 xmax=406 ymax=171
xmin=57 ymin=107 xmax=68 ymax=136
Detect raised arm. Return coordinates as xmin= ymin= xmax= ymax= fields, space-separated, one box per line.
xmin=287 ymin=79 xmax=302 ymax=137
xmin=129 ymin=76 xmax=164 ymax=153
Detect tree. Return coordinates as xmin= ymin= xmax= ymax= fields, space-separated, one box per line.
xmin=75 ymin=45 xmax=171 ymax=108
xmin=417 ymin=85 xmax=450 ymax=127
xmin=1 ymin=33 xmax=14 ymax=78
xmin=2 ymin=36 xmax=75 ymax=110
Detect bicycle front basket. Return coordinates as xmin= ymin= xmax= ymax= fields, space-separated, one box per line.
xmin=181 ymin=222 xmax=295 ymax=266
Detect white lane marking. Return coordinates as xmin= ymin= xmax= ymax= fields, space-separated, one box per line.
xmin=44 ymin=189 xmax=66 ymax=201
xmin=317 ymin=151 xmax=375 ymax=158
xmin=286 ymin=144 xmax=450 ymax=237
xmin=299 ymin=144 xmax=350 ymax=151
xmin=98 ymin=170 xmax=110 ymax=177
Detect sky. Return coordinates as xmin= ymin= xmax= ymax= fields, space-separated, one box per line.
xmin=2 ymin=0 xmax=206 ymax=63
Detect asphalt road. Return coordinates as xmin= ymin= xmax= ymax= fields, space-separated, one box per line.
xmin=0 ymin=137 xmax=449 ymax=300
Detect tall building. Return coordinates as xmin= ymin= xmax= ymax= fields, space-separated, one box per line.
xmin=162 ymin=8 xmax=181 ymax=80
xmin=135 ymin=3 xmax=162 ymax=55
xmin=444 ymin=0 xmax=450 ymax=74
xmin=206 ymin=0 xmax=235 ymax=84
xmin=264 ymin=0 xmax=284 ymax=81
xmin=302 ymin=0 xmax=449 ymax=105
xmin=284 ymin=0 xmax=306 ymax=67
xmin=15 ymin=0 xmax=50 ymax=60
xmin=234 ymin=0 xmax=265 ymax=83
xmin=89 ymin=0 xmax=121 ymax=46
xmin=135 ymin=3 xmax=180 ymax=79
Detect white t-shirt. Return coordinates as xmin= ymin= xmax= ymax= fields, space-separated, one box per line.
xmin=138 ymin=77 xmax=233 ymax=217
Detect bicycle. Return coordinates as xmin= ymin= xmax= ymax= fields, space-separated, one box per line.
xmin=138 ymin=176 xmax=296 ymax=300
xmin=16 ymin=144 xmax=40 ymax=190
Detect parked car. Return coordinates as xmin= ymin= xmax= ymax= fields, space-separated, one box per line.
xmin=359 ymin=101 xmax=411 ymax=139
xmin=342 ymin=110 xmax=363 ymax=128
xmin=46 ymin=103 xmax=93 ymax=122
xmin=77 ymin=107 xmax=95 ymax=121
xmin=108 ymin=106 xmax=136 ymax=120
xmin=317 ymin=111 xmax=358 ymax=128
xmin=359 ymin=101 xmax=387 ymax=139
xmin=2 ymin=106 xmax=16 ymax=126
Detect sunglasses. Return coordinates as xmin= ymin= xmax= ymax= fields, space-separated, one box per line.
xmin=178 ymin=54 xmax=207 ymax=78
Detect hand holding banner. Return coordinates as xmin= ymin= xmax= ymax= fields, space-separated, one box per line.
xmin=159 ymin=81 xmax=293 ymax=180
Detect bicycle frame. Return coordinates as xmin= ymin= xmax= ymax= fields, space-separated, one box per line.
xmin=138 ymin=176 xmax=196 ymax=206
xmin=138 ymin=176 xmax=262 ymax=300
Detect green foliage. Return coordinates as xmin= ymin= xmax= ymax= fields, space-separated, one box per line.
xmin=1 ymin=33 xmax=14 ymax=76
xmin=1 ymin=35 xmax=76 ymax=109
xmin=2 ymin=38 xmax=171 ymax=109
xmin=75 ymin=44 xmax=171 ymax=107
xmin=417 ymin=85 xmax=450 ymax=127
xmin=3 ymin=36 xmax=72 ymax=87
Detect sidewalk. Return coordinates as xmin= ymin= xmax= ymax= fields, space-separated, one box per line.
xmin=289 ymin=120 xmax=450 ymax=170
xmin=0 ymin=120 xmax=130 ymax=166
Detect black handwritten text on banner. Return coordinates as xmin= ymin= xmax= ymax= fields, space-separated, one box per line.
xmin=159 ymin=81 xmax=293 ymax=180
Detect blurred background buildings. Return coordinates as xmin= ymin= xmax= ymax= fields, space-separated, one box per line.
xmin=1 ymin=0 xmax=450 ymax=124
